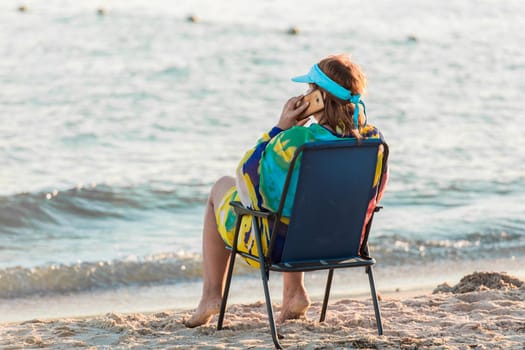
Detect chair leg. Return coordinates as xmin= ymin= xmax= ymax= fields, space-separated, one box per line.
xmin=320 ymin=268 xmax=334 ymax=322
xmin=253 ymin=218 xmax=282 ymax=349
xmin=217 ymin=216 xmax=242 ymax=330
xmin=366 ymin=266 xmax=383 ymax=335
xmin=217 ymin=243 xmax=237 ymax=330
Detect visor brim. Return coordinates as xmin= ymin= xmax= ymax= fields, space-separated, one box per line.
xmin=291 ymin=74 xmax=313 ymax=83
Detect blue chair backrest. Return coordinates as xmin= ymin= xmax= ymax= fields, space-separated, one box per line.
xmin=279 ymin=139 xmax=382 ymax=264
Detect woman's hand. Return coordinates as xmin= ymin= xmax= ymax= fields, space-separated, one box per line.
xmin=276 ymin=95 xmax=310 ymax=130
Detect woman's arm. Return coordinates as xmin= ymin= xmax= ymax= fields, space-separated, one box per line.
xmin=235 ymin=126 xmax=283 ymax=209
xmin=235 ymin=95 xmax=310 ymax=209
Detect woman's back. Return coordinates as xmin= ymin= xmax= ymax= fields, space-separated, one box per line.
xmin=260 ymin=123 xmax=384 ymax=216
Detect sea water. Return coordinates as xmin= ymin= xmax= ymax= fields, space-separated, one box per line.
xmin=1 ymin=0 xmax=524 ymax=321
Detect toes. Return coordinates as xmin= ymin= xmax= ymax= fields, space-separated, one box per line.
xmin=183 ymin=303 xmax=221 ymax=328
xmin=278 ymin=297 xmax=310 ymax=323
xmin=184 ymin=314 xmax=212 ymax=328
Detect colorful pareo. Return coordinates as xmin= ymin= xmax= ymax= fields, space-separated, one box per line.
xmin=214 ymin=123 xmax=388 ymax=267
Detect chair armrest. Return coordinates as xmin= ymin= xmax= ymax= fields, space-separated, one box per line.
xmin=229 ymin=201 xmax=274 ymax=218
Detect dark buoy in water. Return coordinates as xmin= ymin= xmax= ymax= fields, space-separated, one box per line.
xmin=18 ymin=5 xmax=28 ymax=12
xmin=287 ymin=26 xmax=299 ymax=35
xmin=407 ymin=35 xmax=417 ymax=43
xmin=97 ymin=8 xmax=107 ymax=16
xmin=186 ymin=14 xmax=199 ymax=23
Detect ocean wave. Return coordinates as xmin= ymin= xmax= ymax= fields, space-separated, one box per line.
xmin=371 ymin=230 xmax=525 ymax=265
xmin=0 ymin=183 xmax=207 ymax=233
xmin=2 ymin=229 xmax=524 ymax=299
xmin=0 ymin=252 xmax=254 ymax=299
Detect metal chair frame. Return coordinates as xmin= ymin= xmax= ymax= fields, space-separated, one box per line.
xmin=217 ymin=139 xmax=389 ymax=349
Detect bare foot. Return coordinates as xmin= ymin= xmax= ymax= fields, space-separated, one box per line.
xmin=277 ymin=293 xmax=311 ymax=323
xmin=184 ymin=299 xmax=221 ymax=328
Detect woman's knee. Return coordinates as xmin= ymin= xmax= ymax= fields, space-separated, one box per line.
xmin=209 ymin=176 xmax=235 ymax=208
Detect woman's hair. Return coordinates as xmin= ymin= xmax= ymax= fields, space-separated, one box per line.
xmin=317 ymin=54 xmax=367 ymax=138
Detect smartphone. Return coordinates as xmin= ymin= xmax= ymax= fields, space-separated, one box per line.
xmin=297 ymin=89 xmax=324 ymax=120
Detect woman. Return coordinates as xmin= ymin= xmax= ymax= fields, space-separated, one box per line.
xmin=185 ymin=54 xmax=388 ymax=327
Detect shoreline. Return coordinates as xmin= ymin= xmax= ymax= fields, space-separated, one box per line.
xmin=1 ymin=255 xmax=524 ymax=324
xmin=1 ymin=272 xmax=524 ymax=349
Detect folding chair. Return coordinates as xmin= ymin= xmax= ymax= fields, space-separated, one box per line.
xmin=217 ymin=138 xmax=388 ymax=349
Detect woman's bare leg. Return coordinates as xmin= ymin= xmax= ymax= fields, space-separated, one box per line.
xmin=277 ymin=272 xmax=311 ymax=323
xmin=185 ymin=176 xmax=235 ymax=328
xmin=185 ymin=176 xmax=310 ymax=326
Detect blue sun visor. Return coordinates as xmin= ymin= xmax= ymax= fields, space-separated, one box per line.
xmin=292 ymin=64 xmax=366 ymax=128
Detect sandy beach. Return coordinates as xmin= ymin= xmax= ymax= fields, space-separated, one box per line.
xmin=1 ymin=272 xmax=523 ymax=349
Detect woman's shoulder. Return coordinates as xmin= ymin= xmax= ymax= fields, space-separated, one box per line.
xmin=264 ymin=126 xmax=319 ymax=160
xmin=272 ymin=125 xmax=316 ymax=144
